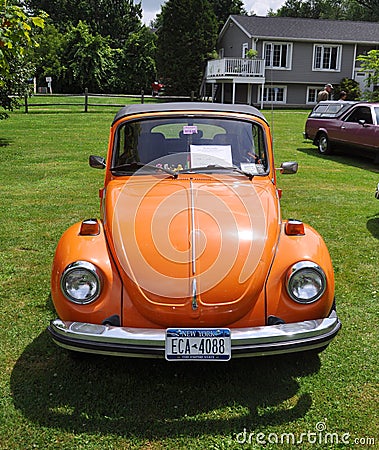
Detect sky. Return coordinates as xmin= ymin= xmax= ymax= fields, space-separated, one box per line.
xmin=138 ymin=0 xmax=285 ymax=25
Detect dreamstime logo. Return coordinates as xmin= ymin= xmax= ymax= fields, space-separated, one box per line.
xmin=111 ymin=155 xmax=268 ymax=298
xmin=235 ymin=421 xmax=376 ymax=446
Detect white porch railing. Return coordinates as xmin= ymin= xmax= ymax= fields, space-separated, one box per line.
xmin=206 ymin=58 xmax=265 ymax=79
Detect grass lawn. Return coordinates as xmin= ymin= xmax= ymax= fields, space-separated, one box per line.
xmin=0 ymin=102 xmax=378 ymax=449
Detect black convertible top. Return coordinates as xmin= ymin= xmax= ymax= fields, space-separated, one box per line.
xmin=112 ymin=102 xmax=268 ymax=125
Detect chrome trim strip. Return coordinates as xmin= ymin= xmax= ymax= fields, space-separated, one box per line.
xmin=191 ymin=278 xmax=198 ymax=310
xmin=190 ymin=179 xmax=196 ymax=275
xmin=48 ymin=311 xmax=341 ymax=358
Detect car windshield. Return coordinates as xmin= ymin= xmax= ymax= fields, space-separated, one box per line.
xmin=112 ymin=116 xmax=268 ymax=176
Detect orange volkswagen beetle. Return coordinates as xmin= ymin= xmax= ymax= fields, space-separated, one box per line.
xmin=48 ymin=103 xmax=341 ymax=360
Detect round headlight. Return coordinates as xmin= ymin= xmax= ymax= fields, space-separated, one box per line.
xmin=60 ymin=261 xmax=101 ymax=304
xmin=286 ymin=261 xmax=326 ymax=304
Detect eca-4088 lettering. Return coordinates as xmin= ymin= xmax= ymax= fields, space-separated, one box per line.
xmin=165 ymin=329 xmax=231 ymax=361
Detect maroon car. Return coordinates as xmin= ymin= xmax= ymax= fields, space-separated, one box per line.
xmin=304 ymin=101 xmax=379 ymax=158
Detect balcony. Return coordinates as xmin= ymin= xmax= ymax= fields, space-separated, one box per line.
xmin=203 ymin=58 xmax=266 ymax=106
xmin=206 ymin=58 xmax=265 ymax=81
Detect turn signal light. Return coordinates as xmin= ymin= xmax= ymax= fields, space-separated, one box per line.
xmin=80 ymin=218 xmax=100 ymax=236
xmin=285 ymin=219 xmax=305 ymax=236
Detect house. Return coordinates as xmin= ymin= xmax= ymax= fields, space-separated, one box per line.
xmin=203 ymin=15 xmax=379 ymax=108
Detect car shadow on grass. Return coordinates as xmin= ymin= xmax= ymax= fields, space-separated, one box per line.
xmin=367 ymin=214 xmax=379 ymax=239
xmin=11 ymin=329 xmax=321 ymax=440
xmin=297 ymin=146 xmax=379 ymax=173
xmin=0 ymin=138 xmax=12 ymax=147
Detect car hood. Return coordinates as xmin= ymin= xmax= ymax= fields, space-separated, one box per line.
xmin=104 ymin=174 xmax=280 ymax=327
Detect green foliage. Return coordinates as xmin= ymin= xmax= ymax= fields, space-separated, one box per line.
xmin=60 ymin=21 xmax=116 ymax=93
xmin=156 ymin=0 xmax=218 ymax=96
xmin=22 ymin=0 xmax=161 ymax=94
xmin=0 ymin=0 xmax=45 ymax=117
xmin=355 ymin=0 xmax=379 ymax=19
xmin=209 ymin=0 xmax=246 ymax=31
xmin=274 ymin=0 xmax=371 ymax=20
xmin=245 ymin=49 xmax=258 ymax=59
xmin=31 ymin=22 xmax=65 ymax=88
xmin=24 ymin=0 xmax=142 ymax=45
xmin=357 ymin=50 xmax=379 ymax=100
xmin=110 ymin=27 xmax=157 ymax=94
xmin=333 ymin=77 xmax=361 ymax=100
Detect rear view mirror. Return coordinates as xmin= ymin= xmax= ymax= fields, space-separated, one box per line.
xmin=279 ymin=161 xmax=298 ymax=174
xmin=89 ymin=155 xmax=106 ymax=169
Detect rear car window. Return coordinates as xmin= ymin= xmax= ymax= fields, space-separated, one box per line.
xmin=309 ymin=102 xmax=355 ymax=118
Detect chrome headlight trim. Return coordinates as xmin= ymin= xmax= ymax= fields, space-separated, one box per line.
xmin=60 ymin=261 xmax=102 ymax=304
xmin=286 ymin=261 xmax=326 ymax=304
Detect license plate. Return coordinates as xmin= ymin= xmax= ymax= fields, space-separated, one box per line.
xmin=165 ymin=328 xmax=231 ymax=361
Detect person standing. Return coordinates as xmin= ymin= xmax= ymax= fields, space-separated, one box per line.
xmin=317 ymin=84 xmax=333 ymax=102
xmin=338 ymin=90 xmax=347 ymax=101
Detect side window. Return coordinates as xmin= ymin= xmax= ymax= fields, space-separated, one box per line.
xmin=113 ymin=123 xmax=140 ymax=165
xmin=375 ymin=107 xmax=379 ymax=125
xmin=345 ymin=107 xmax=373 ymax=124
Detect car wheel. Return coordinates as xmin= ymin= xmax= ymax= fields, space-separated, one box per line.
xmin=317 ymin=133 xmax=332 ymax=155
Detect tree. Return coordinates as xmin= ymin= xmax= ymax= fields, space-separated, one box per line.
xmin=357 ymin=50 xmax=379 ymax=100
xmin=324 ymin=77 xmax=361 ymax=101
xmin=31 ymin=22 xmax=65 ymax=91
xmin=23 ymin=0 xmax=142 ymax=46
xmin=208 ymin=0 xmax=246 ymax=31
xmin=0 ymin=0 xmax=45 ymax=118
xmin=111 ymin=26 xmax=157 ymax=94
xmin=156 ymin=0 xmax=218 ymax=96
xmin=273 ymin=0 xmax=370 ymax=21
xmin=355 ymin=0 xmax=379 ymax=18
xmin=23 ymin=0 xmax=157 ymax=94
xmin=334 ymin=77 xmax=360 ymax=100
xmin=61 ymin=21 xmax=116 ymax=93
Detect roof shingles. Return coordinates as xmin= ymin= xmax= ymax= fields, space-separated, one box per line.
xmin=230 ymin=15 xmax=379 ymax=44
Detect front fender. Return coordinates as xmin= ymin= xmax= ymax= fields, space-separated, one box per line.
xmin=51 ymin=220 xmax=122 ymax=324
xmin=265 ymin=220 xmax=335 ymax=323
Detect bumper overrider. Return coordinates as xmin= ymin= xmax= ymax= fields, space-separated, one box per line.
xmin=48 ymin=310 xmax=341 ymax=359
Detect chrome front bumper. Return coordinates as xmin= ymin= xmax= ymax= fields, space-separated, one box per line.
xmin=48 ymin=310 xmax=341 ymax=359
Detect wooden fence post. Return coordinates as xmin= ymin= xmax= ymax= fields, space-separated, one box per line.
xmin=141 ymin=89 xmax=144 ymax=104
xmin=24 ymin=95 xmax=28 ymax=114
xmin=84 ymin=88 xmax=88 ymax=112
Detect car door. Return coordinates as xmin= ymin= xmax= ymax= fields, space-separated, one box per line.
xmin=338 ymin=105 xmax=378 ymax=150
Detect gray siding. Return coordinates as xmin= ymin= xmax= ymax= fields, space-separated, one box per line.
xmin=255 ymin=40 xmax=356 ymax=85
xmin=218 ymin=24 xmax=252 ymax=58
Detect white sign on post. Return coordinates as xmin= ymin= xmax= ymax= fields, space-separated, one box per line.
xmin=45 ymin=77 xmax=52 ymax=93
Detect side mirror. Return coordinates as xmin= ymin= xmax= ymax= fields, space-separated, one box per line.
xmin=279 ymin=161 xmax=298 ymax=174
xmin=89 ymin=155 xmax=106 ymax=169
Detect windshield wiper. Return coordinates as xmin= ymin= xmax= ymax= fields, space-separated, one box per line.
xmin=111 ymin=162 xmax=178 ymax=178
xmin=179 ymin=165 xmax=254 ymax=180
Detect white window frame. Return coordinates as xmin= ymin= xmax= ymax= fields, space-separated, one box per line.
xmin=259 ymin=85 xmax=287 ymax=104
xmin=263 ymin=42 xmax=292 ymax=70
xmin=306 ymin=86 xmax=323 ymax=104
xmin=313 ymin=44 xmax=342 ymax=71
xmin=242 ymin=43 xmax=248 ymax=58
